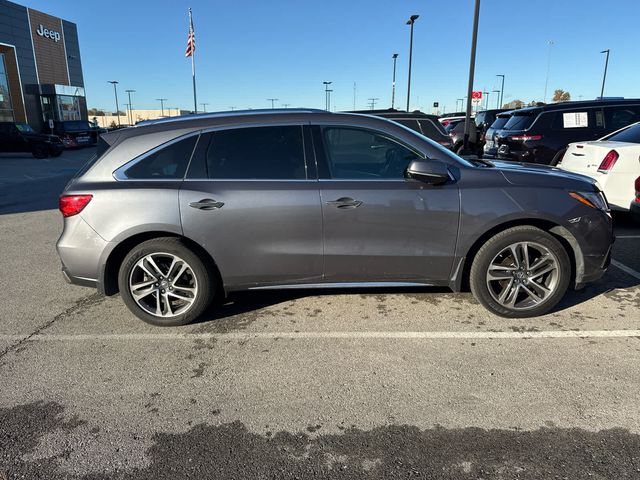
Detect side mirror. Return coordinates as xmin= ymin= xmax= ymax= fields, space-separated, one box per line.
xmin=405 ymin=160 xmax=450 ymax=185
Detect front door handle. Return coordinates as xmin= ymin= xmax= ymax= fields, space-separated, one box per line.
xmin=189 ymin=198 xmax=225 ymax=210
xmin=325 ymin=197 xmax=363 ymax=209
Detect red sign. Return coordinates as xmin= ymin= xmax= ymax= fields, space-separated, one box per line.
xmin=472 ymin=91 xmax=483 ymax=100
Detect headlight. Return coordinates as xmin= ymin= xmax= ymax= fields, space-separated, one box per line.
xmin=569 ymin=191 xmax=610 ymax=212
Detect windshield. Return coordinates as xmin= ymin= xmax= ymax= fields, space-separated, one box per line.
xmin=62 ymin=121 xmax=92 ymax=131
xmin=15 ymin=123 xmax=35 ymax=133
xmin=604 ymin=122 xmax=640 ymax=143
xmin=503 ymin=112 xmax=536 ymax=131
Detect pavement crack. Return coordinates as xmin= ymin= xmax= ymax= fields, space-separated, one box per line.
xmin=0 ymin=292 xmax=104 ymax=361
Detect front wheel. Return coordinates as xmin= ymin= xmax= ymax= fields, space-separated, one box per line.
xmin=118 ymin=237 xmax=215 ymax=326
xmin=31 ymin=144 xmax=48 ymax=159
xmin=470 ymin=226 xmax=571 ymax=318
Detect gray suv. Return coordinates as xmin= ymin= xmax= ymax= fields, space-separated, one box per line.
xmin=57 ymin=109 xmax=614 ymax=326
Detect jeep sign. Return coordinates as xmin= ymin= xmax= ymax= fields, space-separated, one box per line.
xmin=36 ymin=24 xmax=61 ymax=42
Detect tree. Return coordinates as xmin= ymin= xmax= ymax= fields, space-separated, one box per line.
xmin=88 ymin=108 xmax=105 ymax=116
xmin=552 ymin=89 xmax=571 ymax=102
xmin=109 ymin=120 xmax=117 ymax=129
xmin=503 ymin=99 xmax=525 ymax=109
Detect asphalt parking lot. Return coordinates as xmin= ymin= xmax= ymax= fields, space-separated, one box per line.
xmin=1 ymin=148 xmax=640 ymax=479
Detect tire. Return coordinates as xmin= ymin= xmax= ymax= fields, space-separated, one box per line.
xmin=50 ymin=149 xmax=63 ymax=157
xmin=31 ymin=144 xmax=48 ymax=159
xmin=469 ymin=226 xmax=571 ymax=318
xmin=118 ymin=237 xmax=215 ymax=326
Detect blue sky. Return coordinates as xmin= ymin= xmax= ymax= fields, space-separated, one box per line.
xmin=20 ymin=0 xmax=640 ymax=113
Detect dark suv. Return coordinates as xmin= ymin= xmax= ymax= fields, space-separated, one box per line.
xmin=495 ymin=99 xmax=640 ymax=165
xmin=483 ymin=111 xmax=514 ymax=158
xmin=349 ymin=109 xmax=453 ymax=150
xmin=0 ymin=122 xmax=64 ymax=158
xmin=50 ymin=120 xmax=99 ymax=148
xmin=57 ymin=109 xmax=613 ymax=326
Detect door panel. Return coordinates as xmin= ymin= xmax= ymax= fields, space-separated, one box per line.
xmin=320 ymin=180 xmax=459 ymax=282
xmin=180 ymin=181 xmax=323 ymax=289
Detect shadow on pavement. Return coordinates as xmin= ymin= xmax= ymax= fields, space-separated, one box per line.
xmin=2 ymin=400 xmax=639 ymax=479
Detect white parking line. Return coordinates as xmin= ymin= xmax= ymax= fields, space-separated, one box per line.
xmin=611 ymin=260 xmax=640 ymax=280
xmin=616 ymin=235 xmax=640 ymax=239
xmin=1 ymin=330 xmax=640 ymax=343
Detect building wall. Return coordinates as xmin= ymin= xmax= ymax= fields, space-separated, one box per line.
xmin=91 ymin=109 xmax=191 ymax=128
xmin=62 ymin=20 xmax=83 ymax=87
xmin=27 ymin=8 xmax=69 ymax=85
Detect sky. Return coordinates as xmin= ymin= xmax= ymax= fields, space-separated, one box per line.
xmin=18 ymin=0 xmax=640 ymax=114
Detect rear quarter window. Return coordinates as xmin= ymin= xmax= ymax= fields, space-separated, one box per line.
xmin=124 ymin=135 xmax=198 ymax=179
xmin=394 ymin=119 xmax=422 ymax=134
xmin=418 ymin=119 xmax=446 ymax=138
xmin=503 ymin=112 xmax=537 ymax=131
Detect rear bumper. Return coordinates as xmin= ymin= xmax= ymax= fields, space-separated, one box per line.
xmin=61 ymin=265 xmax=98 ymax=288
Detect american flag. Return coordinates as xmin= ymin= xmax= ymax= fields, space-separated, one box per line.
xmin=185 ymin=10 xmax=195 ymax=57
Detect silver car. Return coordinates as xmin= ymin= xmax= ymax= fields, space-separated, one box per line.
xmin=57 ymin=109 xmax=613 ymax=326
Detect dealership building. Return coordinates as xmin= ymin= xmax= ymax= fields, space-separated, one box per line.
xmin=0 ymin=0 xmax=86 ymax=131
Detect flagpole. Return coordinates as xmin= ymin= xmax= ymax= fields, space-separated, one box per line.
xmin=189 ymin=8 xmax=197 ymax=114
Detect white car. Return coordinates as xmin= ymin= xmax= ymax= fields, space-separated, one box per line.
xmin=558 ymin=122 xmax=640 ymax=212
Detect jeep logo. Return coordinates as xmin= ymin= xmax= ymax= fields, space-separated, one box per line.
xmin=36 ymin=24 xmax=61 ymax=42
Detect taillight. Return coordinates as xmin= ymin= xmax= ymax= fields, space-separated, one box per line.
xmin=597 ymin=150 xmax=618 ymax=173
xmin=635 ymin=176 xmax=640 ymax=203
xmin=59 ymin=195 xmax=93 ymax=217
xmin=509 ymin=134 xmax=543 ymax=141
xmin=441 ymin=120 xmax=450 ymax=127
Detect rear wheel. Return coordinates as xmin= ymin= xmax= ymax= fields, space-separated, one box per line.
xmin=470 ymin=226 xmax=571 ymax=318
xmin=549 ymin=148 xmax=566 ymax=166
xmin=31 ymin=144 xmax=48 ymax=159
xmin=118 ymin=237 xmax=215 ymax=326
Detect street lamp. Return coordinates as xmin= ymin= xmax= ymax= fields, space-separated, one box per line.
xmin=267 ymin=98 xmax=279 ymax=109
xmin=543 ymin=40 xmax=554 ymax=103
xmin=483 ymin=91 xmax=490 ymax=110
xmin=125 ymin=89 xmax=135 ymax=125
xmin=391 ymin=53 xmax=399 ymax=109
xmin=406 ymin=14 xmax=419 ymax=112
xmin=200 ymin=102 xmax=209 ymax=113
xmin=496 ymin=74 xmax=505 ymax=108
xmin=600 ymin=49 xmax=610 ymax=98
xmin=323 ymin=81 xmax=332 ymax=110
xmin=492 ymin=90 xmax=501 ymax=109
xmin=368 ymin=97 xmax=379 ymax=110
xmin=282 ymin=103 xmax=290 ymax=108
xmin=107 ymin=81 xmax=120 ymax=127
xmin=156 ymin=98 xmax=167 ymax=117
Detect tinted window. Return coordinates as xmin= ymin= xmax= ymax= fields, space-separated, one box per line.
xmin=603 ymin=106 xmax=640 ymax=131
xmin=503 ymin=112 xmax=537 ymax=130
xmin=394 ymin=119 xmax=422 ymax=134
xmin=474 ymin=112 xmax=485 ymax=127
xmin=61 ymin=121 xmax=91 ymax=131
xmin=125 ymin=135 xmax=197 ymax=179
xmin=202 ymin=126 xmax=305 ymax=180
xmin=322 ymin=127 xmax=420 ymax=179
xmin=418 ymin=119 xmax=446 ymax=138
xmin=489 ymin=115 xmax=510 ymax=130
xmin=607 ymin=122 xmax=640 ymax=143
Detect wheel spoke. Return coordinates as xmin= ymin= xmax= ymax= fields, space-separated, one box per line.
xmin=508 ymin=245 xmax=521 ymax=269
xmin=163 ymin=292 xmax=173 ymax=315
xmin=154 ymin=291 xmax=162 ymax=316
xmin=146 ymin=256 xmax=165 ymax=278
xmin=530 ymin=262 xmax=556 ymax=279
xmin=172 ymin=263 xmax=189 ymax=283
xmin=498 ymin=279 xmax=515 ymax=303
xmin=522 ymin=243 xmax=530 ymax=270
xmin=487 ymin=268 xmax=514 ymax=281
xmin=131 ymin=279 xmax=156 ymax=291
xmin=132 ymin=284 xmax=155 ymax=301
xmin=504 ymin=284 xmax=521 ymax=307
xmin=527 ymin=280 xmax=551 ymax=297
xmin=520 ymin=283 xmax=543 ymax=304
xmin=167 ymin=290 xmax=192 ymax=301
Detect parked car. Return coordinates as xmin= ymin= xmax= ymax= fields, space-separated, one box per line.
xmin=348 ymin=109 xmax=453 ymax=150
xmin=495 ymin=99 xmax=640 ymax=165
xmin=483 ymin=111 xmax=514 ymax=158
xmin=557 ymin=121 xmax=640 ymax=213
xmin=448 ymin=119 xmax=479 ymax=154
xmin=439 ymin=115 xmax=466 ymax=128
xmin=50 ymin=120 xmax=99 ymax=148
xmin=0 ymin=121 xmax=64 ymax=158
xmin=475 ymin=109 xmax=509 ymax=152
xmin=57 ymin=109 xmax=613 ymax=326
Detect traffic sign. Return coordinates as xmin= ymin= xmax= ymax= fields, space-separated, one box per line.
xmin=472 ymin=91 xmax=482 ymax=100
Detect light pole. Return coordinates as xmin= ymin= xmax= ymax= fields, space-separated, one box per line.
xmin=156 ymin=98 xmax=167 ymax=116
xmin=200 ymin=103 xmax=209 ymax=112
xmin=543 ymin=40 xmax=554 ymax=103
xmin=125 ymin=89 xmax=135 ymax=125
xmin=483 ymin=91 xmax=490 ymax=110
xmin=267 ymin=98 xmax=278 ymax=109
xmin=282 ymin=103 xmax=290 ymax=108
xmin=323 ymin=81 xmax=332 ymax=110
xmin=600 ymin=49 xmax=610 ymax=98
xmin=391 ymin=53 xmax=399 ymax=109
xmin=368 ymin=98 xmax=379 ymax=110
xmin=406 ymin=14 xmax=419 ymax=112
xmin=229 ymin=106 xmax=236 ymax=111
xmin=462 ymin=0 xmax=481 ymax=152
xmin=456 ymin=98 xmax=463 ymax=111
xmin=492 ymin=90 xmax=500 ymax=108
xmin=108 ymin=81 xmax=120 ymax=127
xmin=496 ymin=74 xmax=505 ymax=108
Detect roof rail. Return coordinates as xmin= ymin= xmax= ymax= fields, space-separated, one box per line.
xmin=134 ymin=108 xmax=327 ymax=127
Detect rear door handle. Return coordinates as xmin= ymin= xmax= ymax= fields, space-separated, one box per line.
xmin=325 ymin=197 xmax=363 ymax=209
xmin=189 ymin=198 xmax=225 ymax=210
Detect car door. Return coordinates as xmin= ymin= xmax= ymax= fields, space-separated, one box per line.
xmin=180 ymin=124 xmax=323 ymax=290
xmin=312 ymin=125 xmax=460 ymax=284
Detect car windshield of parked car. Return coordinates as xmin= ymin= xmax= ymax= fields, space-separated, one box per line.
xmin=62 ymin=121 xmax=91 ymax=131
xmin=489 ymin=116 xmax=511 ymax=130
xmin=605 ymin=122 xmax=640 ymax=143
xmin=14 ymin=123 xmax=34 ymax=133
xmin=503 ymin=111 xmax=536 ymax=131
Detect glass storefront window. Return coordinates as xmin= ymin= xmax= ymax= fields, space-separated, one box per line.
xmin=58 ymin=95 xmax=80 ymax=121
xmin=0 ymin=53 xmax=15 ymax=122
